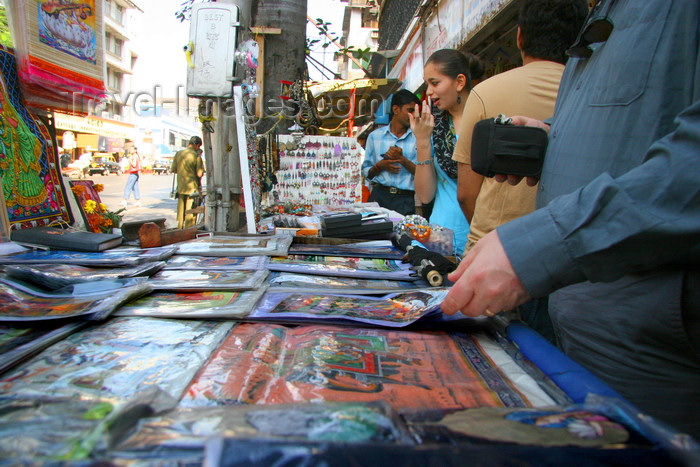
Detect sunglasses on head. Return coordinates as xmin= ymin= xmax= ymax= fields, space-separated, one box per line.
xmin=566 ymin=0 xmax=616 ymax=59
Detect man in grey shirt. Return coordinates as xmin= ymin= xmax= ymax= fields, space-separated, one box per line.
xmin=442 ymin=0 xmax=700 ymax=438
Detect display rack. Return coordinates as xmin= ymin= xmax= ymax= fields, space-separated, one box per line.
xmin=270 ymin=135 xmax=363 ymax=207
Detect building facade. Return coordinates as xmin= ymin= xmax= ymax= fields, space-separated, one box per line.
xmin=336 ymin=0 xmax=380 ymax=80
xmin=371 ymin=0 xmax=522 ymax=93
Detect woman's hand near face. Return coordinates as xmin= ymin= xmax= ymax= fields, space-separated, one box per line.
xmin=408 ymin=101 xmax=434 ymax=144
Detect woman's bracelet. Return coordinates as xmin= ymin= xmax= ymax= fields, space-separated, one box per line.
xmin=415 ymin=159 xmax=432 ymax=166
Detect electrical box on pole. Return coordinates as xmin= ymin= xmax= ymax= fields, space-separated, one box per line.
xmin=186 ymin=3 xmax=240 ymax=97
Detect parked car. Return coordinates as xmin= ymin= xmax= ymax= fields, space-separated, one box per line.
xmin=152 ymin=159 xmax=171 ymax=175
xmin=88 ymin=154 xmax=122 ymax=176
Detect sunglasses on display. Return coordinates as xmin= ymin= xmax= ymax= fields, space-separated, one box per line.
xmin=566 ymin=0 xmax=616 ymax=59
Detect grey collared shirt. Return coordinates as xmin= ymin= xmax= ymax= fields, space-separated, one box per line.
xmin=499 ymin=0 xmax=700 ymax=296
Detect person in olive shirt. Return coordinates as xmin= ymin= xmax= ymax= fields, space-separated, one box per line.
xmin=171 ymin=136 xmax=204 ymax=229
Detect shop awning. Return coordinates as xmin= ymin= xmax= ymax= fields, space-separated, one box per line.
xmin=307 ymin=78 xmax=401 ymax=133
xmin=54 ymin=112 xmax=136 ymax=140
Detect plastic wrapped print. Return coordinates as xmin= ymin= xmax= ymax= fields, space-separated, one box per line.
xmin=113 ymin=402 xmax=412 ymax=457
xmin=0 ymin=276 xmax=152 ymax=322
xmin=250 ymin=289 xmax=447 ymax=327
xmin=181 ymin=323 xmax=534 ymax=412
xmin=0 ymin=317 xmax=234 ymax=404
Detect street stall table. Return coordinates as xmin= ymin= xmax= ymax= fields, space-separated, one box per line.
xmin=0 ymin=236 xmax=696 ymax=465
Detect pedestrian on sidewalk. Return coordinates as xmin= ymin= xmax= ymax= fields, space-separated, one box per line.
xmin=171 ymin=136 xmax=204 ymax=228
xmin=121 ymin=149 xmax=142 ymax=208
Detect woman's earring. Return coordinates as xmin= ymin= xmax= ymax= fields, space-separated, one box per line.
xmin=457 ymin=94 xmax=462 ymax=104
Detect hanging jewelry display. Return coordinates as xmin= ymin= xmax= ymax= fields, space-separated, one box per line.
xmin=270 ymin=135 xmax=363 ymax=207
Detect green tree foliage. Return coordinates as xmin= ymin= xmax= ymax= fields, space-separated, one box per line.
xmin=309 ymin=17 xmax=371 ymax=62
xmin=0 ymin=5 xmax=13 ymax=48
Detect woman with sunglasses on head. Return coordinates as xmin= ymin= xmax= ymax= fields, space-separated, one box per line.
xmin=410 ymin=49 xmax=484 ymax=255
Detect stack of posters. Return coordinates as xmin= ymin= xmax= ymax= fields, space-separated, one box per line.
xmin=0 ymin=276 xmax=152 ymax=322
xmin=163 ymin=255 xmax=269 ymax=271
xmin=268 ymin=255 xmax=418 ymax=281
xmin=288 ymin=241 xmax=404 ymax=260
xmin=0 ymin=317 xmax=233 ymax=403
xmin=0 ymin=246 xmax=177 ymax=267
xmin=148 ymin=269 xmax=269 ymax=292
xmin=114 ymin=288 xmax=269 ymax=319
xmin=175 ymin=235 xmax=293 ymax=257
xmin=267 ymin=272 xmax=431 ymax=295
xmin=3 ymin=262 xmax=166 ymax=289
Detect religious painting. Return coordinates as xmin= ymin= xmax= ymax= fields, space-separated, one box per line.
xmin=0 ymin=46 xmax=72 ymax=228
xmin=115 ymin=288 xmax=267 ymax=319
xmin=182 ymin=324 xmax=534 ymax=412
xmin=37 ymin=0 xmax=98 ymax=64
xmin=251 ymin=289 xmax=446 ymax=327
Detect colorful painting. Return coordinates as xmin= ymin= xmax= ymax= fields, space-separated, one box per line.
xmin=251 ymin=289 xmax=446 ymax=327
xmin=148 ymin=269 xmax=269 ymax=291
xmin=181 ymin=324 xmax=533 ymax=411
xmin=0 ymin=279 xmax=150 ymax=322
xmin=0 ymin=246 xmax=176 ymax=267
xmin=288 ymin=243 xmax=404 ymax=260
xmin=268 ymin=255 xmax=417 ymax=281
xmin=0 ymin=46 xmax=71 ymax=228
xmin=37 ymin=0 xmax=98 ymax=64
xmin=175 ymin=235 xmax=293 ymax=257
xmin=164 ymin=255 xmax=269 ymax=270
xmin=268 ymin=272 xmax=430 ymax=294
xmin=0 ymin=317 xmax=233 ymax=402
xmin=115 ymin=288 xmax=267 ymax=319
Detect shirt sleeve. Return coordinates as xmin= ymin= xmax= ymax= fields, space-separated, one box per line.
xmin=452 ymin=89 xmax=486 ymax=165
xmin=361 ymin=132 xmax=380 ymax=179
xmin=498 ymin=97 xmax=700 ymax=298
xmin=196 ymin=155 xmax=204 ymax=175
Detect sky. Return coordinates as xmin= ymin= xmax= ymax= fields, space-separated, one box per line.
xmin=130 ymin=0 xmax=191 ymax=97
xmin=306 ymin=0 xmax=346 ymax=82
xmin=130 ymin=0 xmax=346 ymax=97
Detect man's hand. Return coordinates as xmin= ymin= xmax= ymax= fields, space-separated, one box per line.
xmin=385 ymin=146 xmax=403 ymax=160
xmin=386 ymin=145 xmax=415 ymax=170
xmin=510 ymin=115 xmax=550 ymax=131
xmin=376 ymin=158 xmax=402 ymax=174
xmin=493 ymin=115 xmax=550 ymax=186
xmin=441 ymin=230 xmax=531 ymax=317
